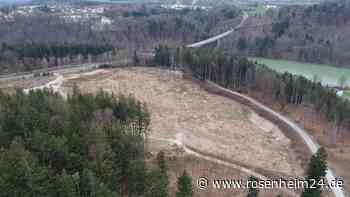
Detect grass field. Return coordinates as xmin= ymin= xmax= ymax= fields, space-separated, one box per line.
xmin=250 ymin=57 xmax=350 ymax=87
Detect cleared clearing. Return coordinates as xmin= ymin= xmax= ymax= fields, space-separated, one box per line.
xmin=63 ymin=67 xmax=303 ymax=177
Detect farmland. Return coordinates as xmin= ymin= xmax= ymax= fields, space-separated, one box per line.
xmin=250 ymin=57 xmax=350 ymax=87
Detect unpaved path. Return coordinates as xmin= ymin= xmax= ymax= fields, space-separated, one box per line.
xmin=31 ymin=67 xmax=305 ymax=196
xmin=24 ymin=73 xmax=66 ymax=98
xmin=23 ymin=69 xmax=109 ymax=98
xmin=69 ymin=67 xmax=301 ymax=176
xmin=205 ymin=81 xmax=345 ymax=197
xmin=149 ymin=133 xmax=298 ymax=196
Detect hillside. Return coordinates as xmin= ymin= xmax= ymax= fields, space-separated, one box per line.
xmin=228 ymin=0 xmax=350 ymax=68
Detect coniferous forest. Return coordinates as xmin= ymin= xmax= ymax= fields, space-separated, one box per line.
xmin=0 ymin=87 xmax=171 ymax=197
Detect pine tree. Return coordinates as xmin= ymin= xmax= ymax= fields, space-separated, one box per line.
xmin=247 ymin=176 xmax=259 ymax=197
xmin=56 ymin=170 xmax=79 ymax=197
xmin=176 ymin=170 xmax=193 ymax=197
xmin=80 ymin=168 xmax=96 ymax=197
xmin=301 ymin=147 xmax=328 ymax=197
xmin=126 ymin=160 xmax=146 ymax=196
xmin=237 ymin=37 xmax=247 ymax=51
xmin=157 ymin=151 xmax=167 ymax=174
xmin=145 ymin=169 xmax=168 ymax=197
xmin=133 ymin=50 xmax=140 ymax=66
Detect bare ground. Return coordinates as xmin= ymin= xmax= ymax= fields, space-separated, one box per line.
xmin=63 ymin=67 xmax=303 ymax=175
xmin=61 ymin=67 xmax=306 ymax=195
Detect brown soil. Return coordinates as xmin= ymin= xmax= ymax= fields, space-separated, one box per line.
xmin=62 ymin=67 xmax=306 ymax=196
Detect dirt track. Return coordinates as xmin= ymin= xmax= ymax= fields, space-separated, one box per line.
xmin=2 ymin=66 xmax=311 ymax=196
xmin=203 ymin=80 xmax=346 ymax=197
xmin=62 ymin=67 xmax=303 ymax=176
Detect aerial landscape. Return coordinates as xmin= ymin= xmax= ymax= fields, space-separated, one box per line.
xmin=0 ymin=0 xmax=349 ymax=197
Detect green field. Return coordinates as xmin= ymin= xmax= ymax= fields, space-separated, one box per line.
xmin=249 ymin=57 xmax=350 ymax=87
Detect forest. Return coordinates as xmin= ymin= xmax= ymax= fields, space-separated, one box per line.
xmin=152 ymin=45 xmax=350 ymax=144
xmin=0 ymin=43 xmax=115 ymax=73
xmin=229 ymin=0 xmax=350 ymax=68
xmin=0 ymin=87 xmax=175 ymax=197
xmin=1 ymin=43 xmax=114 ymax=59
xmin=0 ymin=4 xmax=242 ymax=74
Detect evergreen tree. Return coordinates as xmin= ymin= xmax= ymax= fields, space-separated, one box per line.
xmin=126 ymin=160 xmax=146 ymax=196
xmin=301 ymin=147 xmax=328 ymax=197
xmin=0 ymin=88 xmax=151 ymax=197
xmin=157 ymin=151 xmax=167 ymax=174
xmin=145 ymin=169 xmax=168 ymax=197
xmin=176 ymin=170 xmax=193 ymax=197
xmin=237 ymin=37 xmax=247 ymax=51
xmin=80 ymin=168 xmax=96 ymax=197
xmin=56 ymin=170 xmax=79 ymax=197
xmin=133 ymin=50 xmax=140 ymax=66
xmin=247 ymin=176 xmax=259 ymax=197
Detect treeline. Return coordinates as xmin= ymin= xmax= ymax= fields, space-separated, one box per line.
xmin=0 ymin=87 xmax=171 ymax=197
xmin=153 ymin=45 xmax=350 ymax=144
xmin=1 ymin=43 xmax=114 ymax=59
xmin=0 ymin=43 xmax=115 ymax=73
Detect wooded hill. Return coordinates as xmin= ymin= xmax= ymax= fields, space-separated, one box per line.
xmin=229 ymin=0 xmax=350 ymax=68
xmin=0 ymin=5 xmax=241 ymax=73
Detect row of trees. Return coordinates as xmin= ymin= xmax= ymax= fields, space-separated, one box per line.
xmin=153 ymin=46 xmax=350 ymax=144
xmin=1 ymin=43 xmax=114 ymax=59
xmin=0 ymin=43 xmax=115 ymax=73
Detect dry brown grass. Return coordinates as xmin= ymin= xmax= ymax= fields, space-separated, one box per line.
xmin=165 ymin=155 xmax=297 ymax=197
xmin=63 ymin=67 xmax=303 ymax=176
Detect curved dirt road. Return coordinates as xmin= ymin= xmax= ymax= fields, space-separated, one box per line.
xmin=206 ymin=81 xmax=345 ymax=197
xmin=149 ymin=134 xmax=298 ymax=197
xmin=24 ymin=69 xmax=344 ymax=197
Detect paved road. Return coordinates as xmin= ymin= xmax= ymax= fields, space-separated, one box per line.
xmin=206 ymin=81 xmax=345 ymax=197
xmin=186 ymin=13 xmax=248 ymax=48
